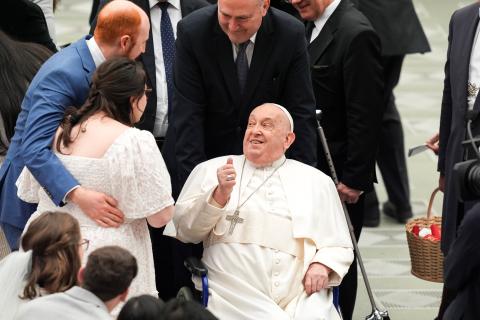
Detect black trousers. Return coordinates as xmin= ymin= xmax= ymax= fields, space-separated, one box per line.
xmin=338 ymin=195 xmax=365 ymax=320
xmin=150 ymin=138 xmax=203 ymax=300
xmin=365 ymin=55 xmax=412 ymax=214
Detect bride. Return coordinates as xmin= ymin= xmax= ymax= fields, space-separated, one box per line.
xmin=16 ymin=57 xmax=174 ymax=299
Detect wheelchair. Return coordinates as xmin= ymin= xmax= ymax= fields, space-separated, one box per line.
xmin=177 ymin=257 xmax=341 ymax=313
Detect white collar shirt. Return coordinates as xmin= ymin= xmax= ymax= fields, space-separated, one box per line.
xmin=468 ymin=8 xmax=480 ymax=110
xmin=149 ymin=0 xmax=182 ymax=137
xmin=310 ymin=0 xmax=341 ymax=43
xmin=86 ymin=37 xmax=106 ymax=67
xmin=232 ymin=33 xmax=257 ymax=67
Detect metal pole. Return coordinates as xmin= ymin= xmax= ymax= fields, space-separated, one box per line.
xmin=316 ymin=110 xmax=390 ymax=320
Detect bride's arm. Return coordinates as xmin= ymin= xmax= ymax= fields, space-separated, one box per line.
xmin=147 ymin=205 xmax=174 ymax=228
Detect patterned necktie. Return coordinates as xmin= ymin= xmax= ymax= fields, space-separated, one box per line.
xmin=236 ymin=41 xmax=249 ymax=94
xmin=159 ymin=1 xmax=175 ymax=119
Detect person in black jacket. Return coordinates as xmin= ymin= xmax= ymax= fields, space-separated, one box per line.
xmin=290 ymin=0 xmax=384 ymax=318
xmin=353 ymin=0 xmax=430 ymax=226
xmin=443 ymin=202 xmax=480 ymax=320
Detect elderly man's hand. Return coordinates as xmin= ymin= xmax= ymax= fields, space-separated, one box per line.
xmin=303 ymin=262 xmax=331 ymax=296
xmin=213 ymin=158 xmax=236 ymax=207
xmin=337 ymin=182 xmax=362 ymax=204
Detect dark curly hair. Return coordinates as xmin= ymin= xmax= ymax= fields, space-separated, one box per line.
xmin=56 ymin=57 xmax=146 ymax=153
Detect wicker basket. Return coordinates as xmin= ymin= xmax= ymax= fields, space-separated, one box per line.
xmin=405 ymin=187 xmax=444 ymax=283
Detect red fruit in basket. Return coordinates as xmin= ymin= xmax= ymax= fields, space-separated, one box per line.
xmin=424 ymin=234 xmax=439 ymax=241
xmin=412 ymin=225 xmax=420 ymax=236
xmin=430 ymin=224 xmax=441 ymax=239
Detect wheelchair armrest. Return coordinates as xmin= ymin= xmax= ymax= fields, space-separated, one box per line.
xmin=184 ymin=257 xmax=208 ymax=277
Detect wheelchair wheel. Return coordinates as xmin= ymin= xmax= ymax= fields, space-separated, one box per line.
xmin=177 ymin=286 xmax=194 ymax=302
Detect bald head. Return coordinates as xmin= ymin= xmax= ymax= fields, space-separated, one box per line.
xmin=94 ymin=0 xmax=150 ymax=59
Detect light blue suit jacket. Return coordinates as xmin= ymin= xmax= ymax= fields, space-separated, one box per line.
xmin=16 ymin=286 xmax=111 ymax=320
xmin=0 ymin=37 xmax=95 ymax=229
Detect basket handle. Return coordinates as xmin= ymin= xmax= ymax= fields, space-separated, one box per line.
xmin=426 ymin=187 xmax=441 ymax=219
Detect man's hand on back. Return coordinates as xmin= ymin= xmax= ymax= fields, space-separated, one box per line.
xmin=68 ymin=186 xmax=124 ymax=227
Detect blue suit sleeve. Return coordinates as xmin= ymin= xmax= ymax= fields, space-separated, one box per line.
xmin=20 ymin=69 xmax=81 ymax=206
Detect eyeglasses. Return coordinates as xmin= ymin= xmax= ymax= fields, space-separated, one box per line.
xmin=79 ymin=239 xmax=90 ymax=251
xmin=144 ymin=87 xmax=152 ymax=95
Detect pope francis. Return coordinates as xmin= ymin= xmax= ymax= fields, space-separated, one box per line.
xmin=165 ymin=103 xmax=353 ymax=319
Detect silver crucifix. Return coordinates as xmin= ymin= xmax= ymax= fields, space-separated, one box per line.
xmin=226 ymin=210 xmax=244 ymax=235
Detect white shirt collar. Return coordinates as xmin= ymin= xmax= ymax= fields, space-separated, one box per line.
xmin=149 ymin=0 xmax=180 ymax=10
xmin=246 ymin=154 xmax=286 ymax=169
xmin=86 ymin=37 xmax=106 ymax=67
xmin=311 ymin=0 xmax=341 ymax=39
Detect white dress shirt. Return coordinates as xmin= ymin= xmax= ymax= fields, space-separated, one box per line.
xmin=467 ymin=9 xmax=480 ymax=110
xmin=310 ymin=0 xmax=341 ymax=43
xmin=149 ymin=0 xmax=182 ymax=137
xmin=232 ymin=33 xmax=257 ymax=67
xmin=86 ymin=37 xmax=106 ymax=67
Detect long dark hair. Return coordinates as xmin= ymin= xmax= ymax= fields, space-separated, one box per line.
xmin=0 ymin=30 xmax=52 ymax=155
xmin=20 ymin=211 xmax=82 ymax=300
xmin=56 ymin=57 xmax=146 ymax=153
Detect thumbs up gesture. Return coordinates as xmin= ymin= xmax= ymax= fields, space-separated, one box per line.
xmin=213 ymin=157 xmax=236 ymax=207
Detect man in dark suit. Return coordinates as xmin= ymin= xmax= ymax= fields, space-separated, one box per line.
xmin=436 ymin=3 xmax=480 ymax=318
xmin=353 ymin=0 xmax=431 ymax=226
xmin=290 ymin=0 xmax=383 ymax=318
xmin=92 ymin=0 xmax=210 ymax=301
xmin=164 ymin=0 xmax=317 ymax=194
xmin=443 ymin=202 xmax=480 ymax=320
xmin=162 ymin=0 xmax=317 ymax=300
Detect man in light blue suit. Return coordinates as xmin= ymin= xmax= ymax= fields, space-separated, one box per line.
xmin=0 ymin=0 xmax=150 ymax=250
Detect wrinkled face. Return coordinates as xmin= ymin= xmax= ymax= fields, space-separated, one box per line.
xmin=290 ymin=0 xmax=332 ymax=21
xmin=125 ymin=17 xmax=150 ymax=59
xmin=243 ymin=104 xmax=295 ymax=166
xmin=218 ymin=0 xmax=269 ymax=44
xmin=130 ymin=87 xmax=149 ymax=123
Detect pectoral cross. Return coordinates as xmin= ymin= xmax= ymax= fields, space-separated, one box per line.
xmin=226 ymin=210 xmax=244 ymax=235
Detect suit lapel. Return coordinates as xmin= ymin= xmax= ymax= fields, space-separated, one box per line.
xmin=308 ymin=0 xmax=346 ymax=64
xmin=242 ymin=11 xmax=274 ymax=107
xmin=214 ymin=22 xmax=242 ymax=107
xmin=77 ymin=37 xmax=96 ymax=84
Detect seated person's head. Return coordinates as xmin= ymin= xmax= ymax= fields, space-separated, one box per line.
xmin=94 ymin=0 xmax=150 ymax=59
xmin=160 ymin=299 xmax=218 ymax=320
xmin=118 ymin=294 xmax=164 ymax=320
xmin=243 ymin=103 xmax=296 ymax=166
xmin=57 ymin=57 xmax=148 ymax=152
xmin=20 ymin=211 xmax=83 ymax=299
xmin=79 ymin=246 xmax=137 ymax=307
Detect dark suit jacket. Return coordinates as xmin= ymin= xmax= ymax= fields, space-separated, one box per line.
xmin=91 ymin=0 xmax=210 ymax=132
xmin=444 ymin=203 xmax=480 ymax=320
xmin=1 ymin=0 xmax=56 ymax=52
xmin=165 ymin=5 xmax=317 ymax=194
xmin=309 ymin=0 xmax=383 ymax=192
xmin=438 ymin=3 xmax=480 ymax=254
xmin=352 ymin=0 xmax=430 ymax=56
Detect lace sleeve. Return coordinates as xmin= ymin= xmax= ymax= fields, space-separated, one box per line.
xmin=15 ymin=167 xmax=41 ymax=203
xmin=107 ymin=129 xmax=174 ymax=220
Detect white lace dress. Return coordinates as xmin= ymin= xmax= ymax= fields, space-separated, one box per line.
xmin=16 ymin=128 xmax=174 ymax=298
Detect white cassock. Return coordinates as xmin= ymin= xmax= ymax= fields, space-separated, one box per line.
xmin=164 ymin=155 xmax=353 ymax=320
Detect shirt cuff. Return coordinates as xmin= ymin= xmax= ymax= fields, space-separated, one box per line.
xmin=62 ymin=185 xmax=80 ymax=205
